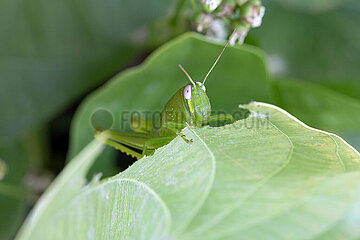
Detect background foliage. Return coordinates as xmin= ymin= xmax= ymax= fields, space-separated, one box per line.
xmin=0 ymin=0 xmax=359 ymax=239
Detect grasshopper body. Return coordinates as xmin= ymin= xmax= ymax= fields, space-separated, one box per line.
xmin=95 ymin=33 xmax=235 ymax=158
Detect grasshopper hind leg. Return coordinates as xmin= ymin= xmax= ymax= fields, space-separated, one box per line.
xmin=94 ymin=127 xmax=148 ymax=159
xmin=141 ymin=136 xmax=176 ymax=157
xmin=94 ymin=127 xmax=175 ymax=159
xmin=107 ymin=139 xmax=142 ymax=159
xmin=130 ymin=116 xmax=155 ymax=134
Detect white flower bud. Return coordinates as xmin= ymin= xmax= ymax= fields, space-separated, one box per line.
xmin=229 ymin=28 xmax=249 ymax=45
xmin=251 ymin=6 xmax=265 ymax=27
xmin=197 ymin=14 xmax=215 ymax=32
xmin=201 ymin=0 xmax=222 ymax=11
xmin=207 ymin=19 xmax=228 ymax=41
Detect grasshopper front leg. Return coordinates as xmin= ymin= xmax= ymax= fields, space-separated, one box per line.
xmin=162 ymin=122 xmax=194 ymax=144
xmin=177 ymin=131 xmax=194 ymax=144
xmin=203 ymin=113 xmax=234 ymax=126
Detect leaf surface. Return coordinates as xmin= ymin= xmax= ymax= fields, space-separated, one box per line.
xmin=17 ymin=102 xmax=360 ymax=240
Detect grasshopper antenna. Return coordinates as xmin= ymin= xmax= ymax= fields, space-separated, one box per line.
xmin=178 ymin=64 xmax=196 ymax=88
xmin=202 ymin=28 xmax=237 ymax=85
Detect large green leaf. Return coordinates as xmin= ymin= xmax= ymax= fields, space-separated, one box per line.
xmin=0 ymin=0 xmax=176 ymax=140
xmin=69 ymin=32 xmax=360 ymax=178
xmin=17 ymin=102 xmax=360 ymax=239
xmin=68 ymin=32 xmax=271 ymax=175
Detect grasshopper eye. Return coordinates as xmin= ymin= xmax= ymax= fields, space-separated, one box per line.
xmin=201 ymin=85 xmax=206 ymax=92
xmin=184 ymin=85 xmax=192 ymax=99
xmin=196 ymin=82 xmax=206 ymax=92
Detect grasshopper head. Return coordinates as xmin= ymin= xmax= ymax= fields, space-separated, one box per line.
xmin=177 ymin=29 xmax=235 ymax=126
xmin=183 ymin=82 xmax=211 ymax=125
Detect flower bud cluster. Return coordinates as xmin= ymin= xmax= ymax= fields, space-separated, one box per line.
xmin=195 ymin=0 xmax=265 ymax=44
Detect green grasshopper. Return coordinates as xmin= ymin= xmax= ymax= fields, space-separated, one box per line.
xmin=95 ymin=33 xmax=235 ymax=159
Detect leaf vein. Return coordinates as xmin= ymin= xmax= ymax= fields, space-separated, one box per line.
xmin=184 ymin=117 xmax=294 ymax=236
xmin=329 ymin=135 xmax=347 ymax=171
xmin=175 ymin=126 xmax=217 ymax=235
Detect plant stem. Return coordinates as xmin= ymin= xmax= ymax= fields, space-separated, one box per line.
xmin=171 ymin=0 xmax=187 ymax=25
xmin=190 ymin=0 xmax=200 ymax=11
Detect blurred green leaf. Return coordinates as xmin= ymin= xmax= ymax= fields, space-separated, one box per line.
xmin=68 ymin=33 xmax=271 ymax=174
xmin=272 ymin=79 xmax=360 ymax=132
xmin=339 ymin=132 xmax=360 ymax=154
xmin=0 ymin=183 xmax=27 ymax=240
xmin=17 ymin=102 xmax=360 ymax=239
xmin=0 ymin=139 xmax=29 ymax=240
xmin=0 ymin=0 xmax=176 ymax=140
xmin=15 ymin=138 xmax=105 ymax=240
xmin=251 ymin=1 xmax=360 ymax=84
xmin=275 ymin=0 xmax=353 ymax=13
xmin=322 ymin=81 xmax=360 ymax=100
